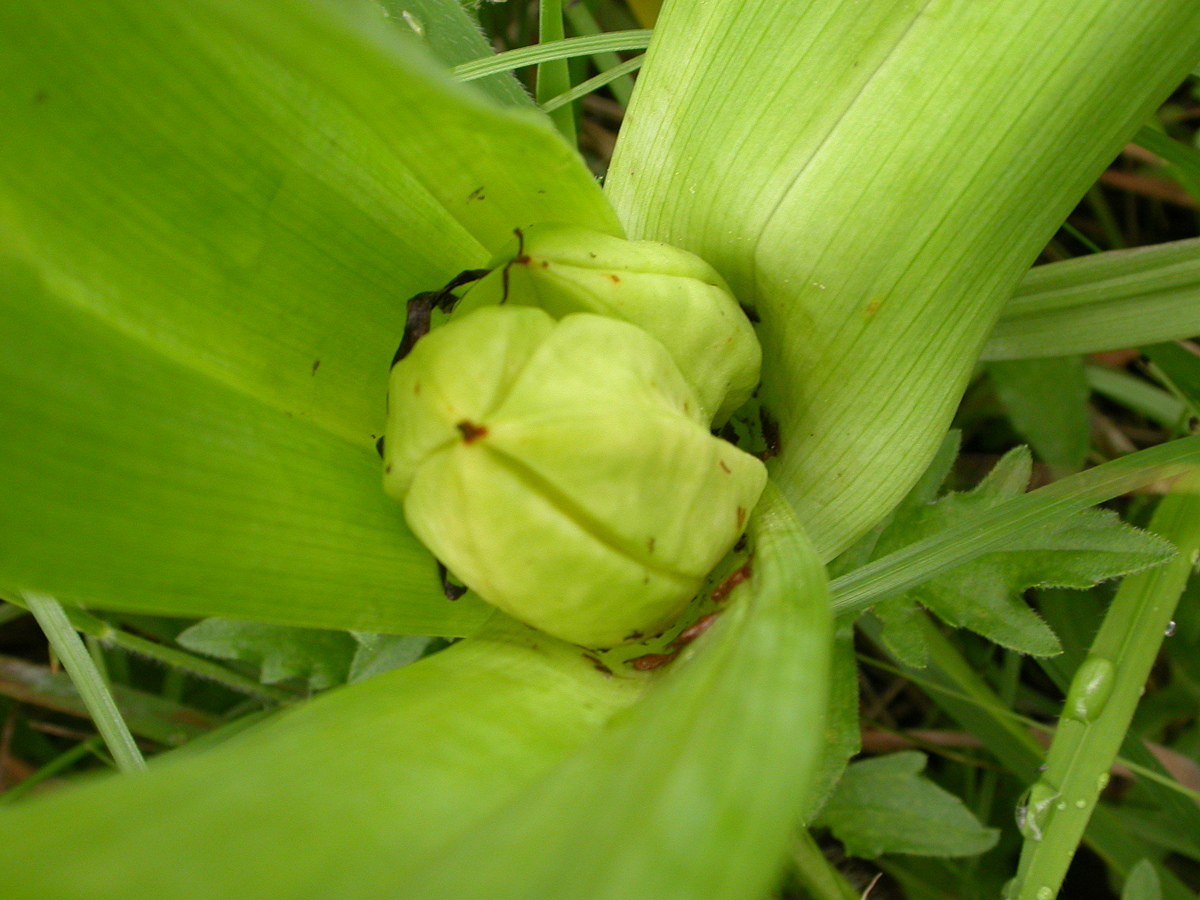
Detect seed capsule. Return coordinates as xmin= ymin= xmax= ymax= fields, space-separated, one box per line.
xmin=455 ymin=224 xmax=761 ymax=426
xmin=385 ymin=306 xmax=766 ymax=647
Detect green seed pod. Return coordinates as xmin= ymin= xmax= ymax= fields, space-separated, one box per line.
xmin=455 ymin=224 xmax=760 ymax=426
xmin=384 ymin=305 xmax=767 ymax=647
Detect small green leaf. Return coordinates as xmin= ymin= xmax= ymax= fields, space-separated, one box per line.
xmin=177 ymin=620 xmax=358 ymax=691
xmin=1122 ymin=860 xmax=1163 ymax=900
xmin=814 ymin=751 xmax=999 ymax=860
xmin=988 ymin=357 xmax=1091 ymax=474
xmin=348 ymin=633 xmax=434 ymax=683
xmin=868 ymin=447 xmax=1175 ymax=663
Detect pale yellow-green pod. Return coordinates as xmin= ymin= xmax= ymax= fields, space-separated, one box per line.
xmin=455 ymin=224 xmax=760 ymax=426
xmin=385 ymin=306 xmax=766 ymax=647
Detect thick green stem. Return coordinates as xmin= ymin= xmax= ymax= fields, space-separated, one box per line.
xmin=24 ymin=592 xmax=146 ymax=774
xmin=1011 ymin=471 xmax=1200 ymax=900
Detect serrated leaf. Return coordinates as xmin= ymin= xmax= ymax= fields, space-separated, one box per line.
xmin=814 ymin=751 xmax=999 ymax=860
xmin=177 ymin=619 xmax=357 ymax=691
xmin=869 ymin=446 xmax=1175 ymax=661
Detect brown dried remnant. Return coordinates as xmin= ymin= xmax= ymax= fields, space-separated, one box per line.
xmin=710 ymin=560 xmax=753 ymax=604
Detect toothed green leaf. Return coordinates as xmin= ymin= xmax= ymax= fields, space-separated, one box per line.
xmin=814 ymin=751 xmax=999 ymax=860
xmin=868 ymin=446 xmax=1175 ymax=665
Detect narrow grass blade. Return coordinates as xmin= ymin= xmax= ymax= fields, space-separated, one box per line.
xmin=985 ymin=238 xmax=1200 ymax=361
xmin=0 ymin=615 xmax=644 ymax=899
xmin=562 ymin=2 xmax=635 ymax=105
xmin=542 ymin=55 xmax=644 ymax=113
xmin=403 ymin=482 xmax=833 ymax=900
xmin=0 ymin=655 xmax=218 ymax=748
xmin=452 ymin=30 xmax=652 ymax=81
xmin=537 ymin=0 xmax=575 ymax=141
xmin=857 ymin=617 xmax=1198 ymax=900
xmin=24 ymin=593 xmax=145 ymax=774
xmin=1010 ymin=471 xmax=1200 ymax=900
xmin=830 ymin=435 xmax=1200 ymax=616
xmin=1086 ymin=366 xmax=1187 ymax=429
xmin=2 ymin=596 xmax=297 ymax=704
xmin=608 ymin=0 xmax=1200 ymax=560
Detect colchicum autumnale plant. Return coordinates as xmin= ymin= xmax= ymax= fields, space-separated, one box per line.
xmin=2 ymin=1 xmax=1200 ymax=899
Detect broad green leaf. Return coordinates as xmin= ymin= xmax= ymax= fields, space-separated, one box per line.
xmin=0 ymin=0 xmax=617 ymax=448
xmin=0 ymin=654 xmax=217 ymax=748
xmin=985 ymin=238 xmax=1200 ymax=361
xmin=0 ymin=0 xmax=616 ymax=629
xmin=988 ymin=357 xmax=1091 ymax=474
xmin=868 ymin=447 xmax=1175 ymax=664
xmin=0 ymin=614 xmax=644 ymax=900
xmin=176 ymin=620 xmax=358 ymax=691
xmin=608 ymin=0 xmax=1200 ymax=560
xmin=1122 ymin=860 xmax=1163 ymax=900
xmin=399 ymin=482 xmax=833 ymax=900
xmin=813 ymin=751 xmax=999 ymax=859
xmin=0 ymin=254 xmax=491 ymax=635
xmin=375 ymin=0 xmax=534 ymax=107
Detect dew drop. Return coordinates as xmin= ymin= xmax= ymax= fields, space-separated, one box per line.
xmin=1075 ymin=798 xmax=1087 ymax=809
xmin=1097 ymin=772 xmax=1110 ymax=792
xmin=1064 ymin=656 xmax=1115 ymax=723
xmin=1037 ymin=887 xmax=1054 ymax=900
xmin=1055 ymin=801 xmax=1066 ymax=811
xmin=1165 ymin=620 xmax=1177 ymax=637
xmin=1016 ymin=781 xmax=1059 ymax=842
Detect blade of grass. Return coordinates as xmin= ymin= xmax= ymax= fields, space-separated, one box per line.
xmin=452 ymin=31 xmax=652 ymax=81
xmin=2 ymin=596 xmax=297 ymax=705
xmin=0 ymin=737 xmax=104 ymax=806
xmin=542 ymin=55 xmax=644 ymax=113
xmin=830 ymin=435 xmax=1200 ymax=617
xmin=1011 ymin=471 xmax=1200 ymax=900
xmin=1086 ymin=366 xmax=1188 ymax=429
xmin=1134 ymin=126 xmax=1200 ymax=202
xmin=23 ymin=593 xmax=145 ymax=774
xmin=0 ymin=655 xmax=218 ymax=748
xmin=562 ymin=2 xmax=635 ymax=105
xmin=537 ymin=0 xmax=575 ymax=142
xmin=985 ymin=238 xmax=1200 ymax=361
xmin=857 ymin=619 xmax=1197 ymax=900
